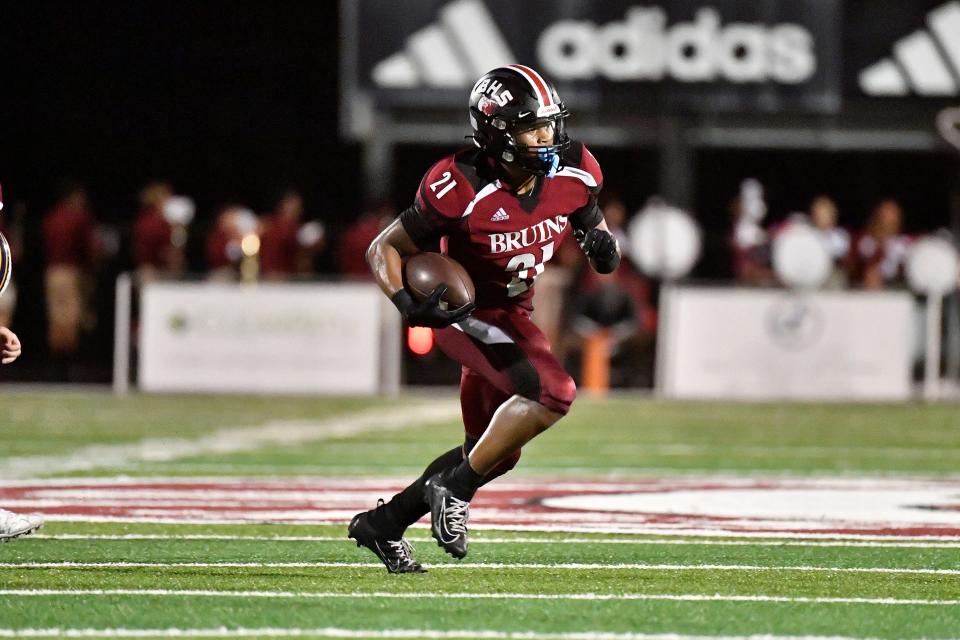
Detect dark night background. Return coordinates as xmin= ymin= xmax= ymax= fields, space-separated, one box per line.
xmin=1 ymin=2 xmax=353 ymax=224
xmin=0 ymin=2 xmax=958 ymax=380
xmin=1 ymin=3 xmax=357 ymax=376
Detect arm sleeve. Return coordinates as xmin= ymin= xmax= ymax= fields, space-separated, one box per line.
xmin=569 ymin=196 xmax=603 ymax=233
xmin=399 ymin=204 xmax=444 ymax=250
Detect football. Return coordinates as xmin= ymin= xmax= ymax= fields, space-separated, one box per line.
xmin=404 ymin=252 xmax=475 ymax=309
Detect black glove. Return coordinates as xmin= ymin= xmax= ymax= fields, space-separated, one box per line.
xmin=391 ymin=285 xmax=475 ymax=328
xmin=579 ymin=228 xmax=620 ymax=274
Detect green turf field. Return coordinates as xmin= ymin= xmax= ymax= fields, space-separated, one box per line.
xmin=1 ymin=391 xmax=959 ymax=639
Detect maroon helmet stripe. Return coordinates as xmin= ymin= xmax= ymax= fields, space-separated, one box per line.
xmin=506 ymin=64 xmax=553 ymax=108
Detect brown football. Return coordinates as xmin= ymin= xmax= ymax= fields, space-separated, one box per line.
xmin=404 ymin=252 xmax=475 ymax=309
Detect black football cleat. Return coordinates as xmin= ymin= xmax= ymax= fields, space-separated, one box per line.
xmin=347 ymin=501 xmax=425 ymax=574
xmin=424 ymin=472 xmax=470 ymax=559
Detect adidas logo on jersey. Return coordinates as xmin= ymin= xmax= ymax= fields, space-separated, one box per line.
xmin=490 ymin=208 xmax=510 ymax=222
xmin=859 ymin=1 xmax=960 ymax=97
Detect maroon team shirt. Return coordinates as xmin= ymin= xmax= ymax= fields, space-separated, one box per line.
xmin=42 ymin=204 xmax=99 ymax=268
xmin=133 ymin=206 xmax=172 ymax=269
xmin=401 ymin=142 xmax=603 ymax=312
xmin=259 ymin=214 xmax=300 ymax=275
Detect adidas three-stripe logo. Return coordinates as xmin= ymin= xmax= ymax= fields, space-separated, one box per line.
xmin=859 ymin=1 xmax=960 ymax=96
xmin=372 ymin=0 xmax=515 ymax=88
xmin=490 ymin=208 xmax=510 ymax=222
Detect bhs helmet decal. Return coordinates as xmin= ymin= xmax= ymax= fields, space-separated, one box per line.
xmin=468 ymin=65 xmax=570 ymax=177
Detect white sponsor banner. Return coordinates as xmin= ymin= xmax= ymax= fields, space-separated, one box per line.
xmin=657 ymin=287 xmax=914 ymax=400
xmin=139 ymin=283 xmax=388 ymax=394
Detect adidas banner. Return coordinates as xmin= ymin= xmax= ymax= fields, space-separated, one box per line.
xmin=847 ymin=0 xmax=960 ymax=98
xmin=348 ymin=0 xmax=842 ymax=113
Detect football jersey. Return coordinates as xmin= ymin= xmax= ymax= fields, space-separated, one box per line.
xmin=401 ymin=142 xmax=603 ymax=311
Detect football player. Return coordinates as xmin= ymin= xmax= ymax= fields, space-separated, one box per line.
xmin=349 ymin=65 xmax=619 ymax=572
xmin=0 ymin=324 xmax=43 ymax=540
xmin=0 ymin=188 xmax=44 ymax=540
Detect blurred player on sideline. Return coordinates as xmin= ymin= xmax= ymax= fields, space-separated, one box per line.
xmin=0 ymin=185 xmax=44 ymax=540
xmin=0 ymin=327 xmax=44 ymax=540
xmin=349 ymin=65 xmax=620 ymax=572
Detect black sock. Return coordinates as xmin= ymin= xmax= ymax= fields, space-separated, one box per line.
xmin=446 ymin=458 xmax=484 ymax=501
xmin=380 ymin=445 xmax=464 ymax=534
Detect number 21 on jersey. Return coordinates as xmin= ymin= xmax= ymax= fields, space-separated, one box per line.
xmin=505 ymin=241 xmax=554 ymax=297
xmin=429 ymin=171 xmax=457 ymax=199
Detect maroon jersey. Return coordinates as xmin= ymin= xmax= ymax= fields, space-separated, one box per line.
xmin=401 ymin=142 xmax=603 ymax=311
xmin=133 ymin=206 xmax=172 ymax=269
xmin=259 ymin=213 xmax=300 ymax=275
xmin=42 ymin=204 xmax=99 ymax=269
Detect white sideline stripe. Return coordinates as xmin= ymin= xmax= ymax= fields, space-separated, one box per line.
xmin=4 ymin=562 xmax=958 ymax=575
xmin=31 ymin=534 xmax=960 ymax=548
xmin=0 ymin=629 xmax=886 ymax=640
xmin=0 ymin=402 xmax=460 ymax=478
xmin=2 ymin=590 xmax=957 ymax=606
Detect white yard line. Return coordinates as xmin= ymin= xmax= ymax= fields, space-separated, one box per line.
xmin=2 ymin=562 xmax=958 ymax=575
xmin=106 ymin=462 xmax=960 ymax=479
xmin=0 ymin=589 xmax=956 ymax=606
xmin=0 ymin=629 xmax=891 ymax=640
xmin=0 ymin=402 xmax=461 ymax=478
xmin=608 ymin=444 xmax=960 ymax=460
xmin=31 ymin=533 xmax=960 ymax=548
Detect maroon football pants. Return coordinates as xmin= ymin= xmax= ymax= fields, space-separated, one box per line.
xmin=435 ymin=307 xmax=577 ymax=469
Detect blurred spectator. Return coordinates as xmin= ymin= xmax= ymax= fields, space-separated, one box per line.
xmin=42 ymin=182 xmax=101 ymax=357
xmin=132 ymin=181 xmax=188 ymax=283
xmin=259 ymin=189 xmax=325 ymax=281
xmin=562 ymin=265 xmax=657 ymax=388
xmin=849 ymin=198 xmax=912 ymax=289
xmin=729 ymin=178 xmax=775 ymax=286
xmin=337 ymin=201 xmax=393 ymax=278
xmin=206 ymin=204 xmax=257 ymax=281
xmin=561 ymin=198 xmax=657 ymax=388
xmin=773 ymin=195 xmax=851 ymax=289
xmin=810 ymin=195 xmax=850 ymax=252
xmin=599 ymin=193 xmax=631 ymax=260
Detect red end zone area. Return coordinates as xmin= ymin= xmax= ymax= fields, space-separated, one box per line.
xmin=3 ymin=476 xmax=960 ymax=537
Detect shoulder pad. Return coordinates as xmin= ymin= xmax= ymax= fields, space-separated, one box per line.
xmin=415 ymin=155 xmax=478 ymax=220
xmin=558 ymin=141 xmax=603 ymax=195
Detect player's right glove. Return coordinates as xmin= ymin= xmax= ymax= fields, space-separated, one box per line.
xmin=391 ymin=285 xmax=474 ymax=328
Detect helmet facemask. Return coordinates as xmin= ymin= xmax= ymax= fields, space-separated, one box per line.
xmin=471 ymin=108 xmax=571 ymax=178
xmin=503 ymin=114 xmax=570 ymax=177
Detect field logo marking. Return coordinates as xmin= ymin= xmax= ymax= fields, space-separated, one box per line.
xmin=3 ymin=476 xmax=960 ymax=537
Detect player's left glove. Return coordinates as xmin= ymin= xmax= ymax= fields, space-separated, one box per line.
xmin=579 ymin=228 xmax=620 ymax=274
